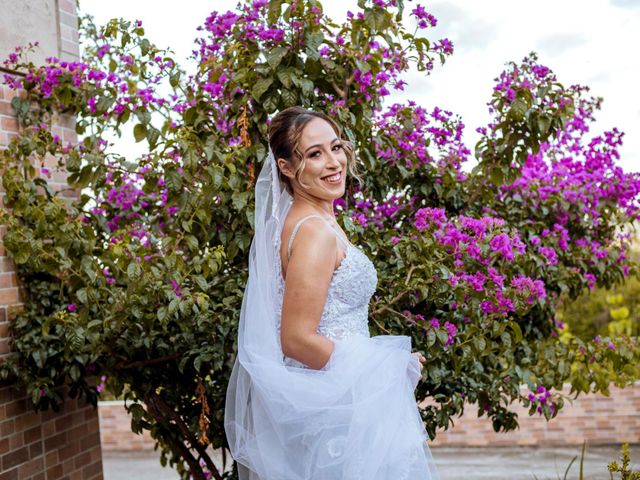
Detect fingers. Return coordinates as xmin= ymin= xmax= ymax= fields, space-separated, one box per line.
xmin=411 ymin=352 xmax=426 ymax=365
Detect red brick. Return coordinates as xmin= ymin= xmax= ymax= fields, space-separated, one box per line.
xmin=23 ymin=425 xmax=42 ymax=444
xmin=29 ymin=439 xmax=43 ymax=458
xmin=0 ymin=468 xmax=18 ymax=480
xmin=44 ymin=432 xmax=68 ymax=451
xmin=46 ymin=464 xmax=63 ymax=479
xmin=58 ymin=439 xmax=80 ymax=461
xmin=0 ymin=339 xmax=11 ymax=355
xmin=5 ymin=397 xmax=26 ymax=416
xmin=0 ymin=288 xmax=19 ymax=305
xmin=9 ymin=431 xmax=24 ymax=450
xmin=0 ymin=438 xmax=8 ymax=455
xmin=73 ymin=451 xmax=91 ymax=470
xmin=59 ymin=0 xmax=75 ymax=14
xmin=0 ymin=273 xmax=14 ymax=288
xmin=82 ymin=460 xmax=102 ymax=478
xmin=0 ymin=116 xmax=19 ymax=132
xmin=1 ymin=444 xmax=29 ymax=470
xmin=14 ymin=411 xmax=40 ymax=433
xmin=17 ymin=456 xmax=43 ymax=478
xmin=0 ymin=102 xmax=13 ymax=116
xmin=59 ymin=11 xmax=77 ymax=28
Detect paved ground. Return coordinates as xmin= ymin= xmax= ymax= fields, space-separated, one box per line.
xmin=103 ymin=445 xmax=639 ymax=480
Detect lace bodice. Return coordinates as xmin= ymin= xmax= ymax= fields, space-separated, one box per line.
xmin=274 ymin=215 xmax=378 ymax=368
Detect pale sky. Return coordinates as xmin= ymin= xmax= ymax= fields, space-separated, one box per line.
xmin=80 ymin=0 xmax=640 ymax=174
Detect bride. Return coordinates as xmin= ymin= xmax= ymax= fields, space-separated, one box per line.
xmin=225 ymin=106 xmax=440 ymax=479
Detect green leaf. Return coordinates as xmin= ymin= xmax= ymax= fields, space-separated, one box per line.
xmin=267 ymin=47 xmax=288 ymax=70
xmin=436 ymin=330 xmax=449 ymax=346
xmin=304 ymin=31 xmax=324 ymax=60
xmin=69 ymin=364 xmax=81 ymax=382
xmin=208 ymin=166 xmax=224 ymax=188
xmin=194 ymin=275 xmax=209 ymax=290
xmin=277 ymin=69 xmax=295 ymax=89
xmin=77 ymin=288 xmax=88 ymax=305
xmin=133 ymin=123 xmax=147 ymax=143
xmin=140 ymin=38 xmax=151 ymax=56
xmin=183 ymin=149 xmax=198 ymax=170
xmin=81 ymin=256 xmax=97 ymax=282
xmin=184 ymin=235 xmax=199 ymax=251
xmin=169 ymin=71 xmax=181 ymax=87
xmin=127 ymin=262 xmax=142 ymax=281
xmin=509 ymin=321 xmax=523 ymax=343
xmin=165 ymin=168 xmax=183 ymax=191
xmin=281 ymin=89 xmax=297 ymax=107
xmin=296 ymin=78 xmax=315 ymax=96
xmin=129 ymin=403 xmax=145 ymax=422
xmin=364 ymin=9 xmax=392 ymax=32
xmin=267 ymin=0 xmax=284 ymax=23
xmin=87 ymin=319 xmax=103 ymax=330
xmin=146 ymin=125 xmax=161 ymax=149
xmin=232 ymin=191 xmax=249 ymax=211
xmin=251 ymin=78 xmax=274 ymax=102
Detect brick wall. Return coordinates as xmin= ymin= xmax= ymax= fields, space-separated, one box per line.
xmin=426 ymin=381 xmax=640 ymax=447
xmin=98 ymin=382 xmax=640 ymax=452
xmin=98 ymin=401 xmax=155 ymax=452
xmin=1 ymin=1 xmax=104 ymax=479
xmin=0 ymin=385 xmax=102 ymax=479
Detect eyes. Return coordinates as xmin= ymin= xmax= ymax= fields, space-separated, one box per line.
xmin=308 ymin=143 xmax=344 ymax=158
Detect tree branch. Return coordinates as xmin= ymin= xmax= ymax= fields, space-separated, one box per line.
xmin=116 ymin=353 xmax=182 ymax=370
xmin=150 ymin=391 xmax=222 ymax=480
xmin=370 ymin=265 xmax=417 ymax=317
xmin=145 ymin=394 xmax=205 ymax=480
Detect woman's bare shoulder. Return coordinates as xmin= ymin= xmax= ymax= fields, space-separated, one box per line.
xmin=281 ymin=214 xmax=338 ymax=278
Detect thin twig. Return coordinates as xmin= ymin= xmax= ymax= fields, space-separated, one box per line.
xmin=370 ymin=289 xmax=410 ymax=317
xmin=370 ymin=265 xmax=417 ymax=317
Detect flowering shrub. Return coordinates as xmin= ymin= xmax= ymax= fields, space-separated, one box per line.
xmin=1 ymin=0 xmax=639 ymax=478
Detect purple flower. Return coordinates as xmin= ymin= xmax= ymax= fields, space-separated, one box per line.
xmin=489 ymin=233 xmax=514 ymax=260
xmin=414 ymin=207 xmax=447 ymax=230
xmin=435 ymin=38 xmax=454 ymax=55
xmin=67 ymin=303 xmax=77 ymax=312
xmin=411 ymin=4 xmax=438 ymax=28
xmin=443 ymin=321 xmax=457 ymax=347
xmin=537 ymin=245 xmax=558 ymax=265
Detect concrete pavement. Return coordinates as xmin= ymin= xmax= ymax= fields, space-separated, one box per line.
xmin=103 ymin=445 xmax=639 ymax=479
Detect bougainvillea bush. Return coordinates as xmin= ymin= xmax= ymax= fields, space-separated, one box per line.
xmin=1 ymin=0 xmax=639 ymax=478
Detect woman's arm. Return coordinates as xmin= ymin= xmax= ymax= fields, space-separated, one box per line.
xmin=280 ymin=218 xmax=339 ymax=370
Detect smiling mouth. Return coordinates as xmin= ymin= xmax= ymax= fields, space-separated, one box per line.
xmin=322 ymin=171 xmax=342 ymax=183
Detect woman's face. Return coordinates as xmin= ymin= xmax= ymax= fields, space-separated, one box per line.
xmin=278 ymin=117 xmax=347 ymax=201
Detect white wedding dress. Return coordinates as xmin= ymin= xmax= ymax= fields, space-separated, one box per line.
xmin=264 ymin=213 xmax=440 ymax=480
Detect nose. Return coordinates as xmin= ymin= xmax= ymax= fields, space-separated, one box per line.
xmin=327 ymin=148 xmax=342 ymax=167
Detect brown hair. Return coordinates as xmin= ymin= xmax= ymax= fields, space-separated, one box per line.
xmin=268 ymin=106 xmax=362 ymax=195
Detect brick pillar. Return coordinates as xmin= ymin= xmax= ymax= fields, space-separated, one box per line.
xmin=0 ymin=1 xmax=104 ymax=478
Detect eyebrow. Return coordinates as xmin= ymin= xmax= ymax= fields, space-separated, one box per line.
xmin=304 ymin=137 xmax=340 ymax=153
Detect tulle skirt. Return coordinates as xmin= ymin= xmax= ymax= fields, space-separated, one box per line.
xmin=225 ymin=334 xmax=440 ymax=480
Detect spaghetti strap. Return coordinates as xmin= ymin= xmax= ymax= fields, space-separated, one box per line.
xmin=286 ymin=214 xmax=349 ymax=260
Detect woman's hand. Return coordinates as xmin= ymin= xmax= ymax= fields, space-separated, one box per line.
xmin=411 ymin=352 xmax=426 ymax=373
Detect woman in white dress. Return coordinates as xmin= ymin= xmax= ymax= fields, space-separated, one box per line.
xmin=225 ymin=106 xmax=440 ymax=479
